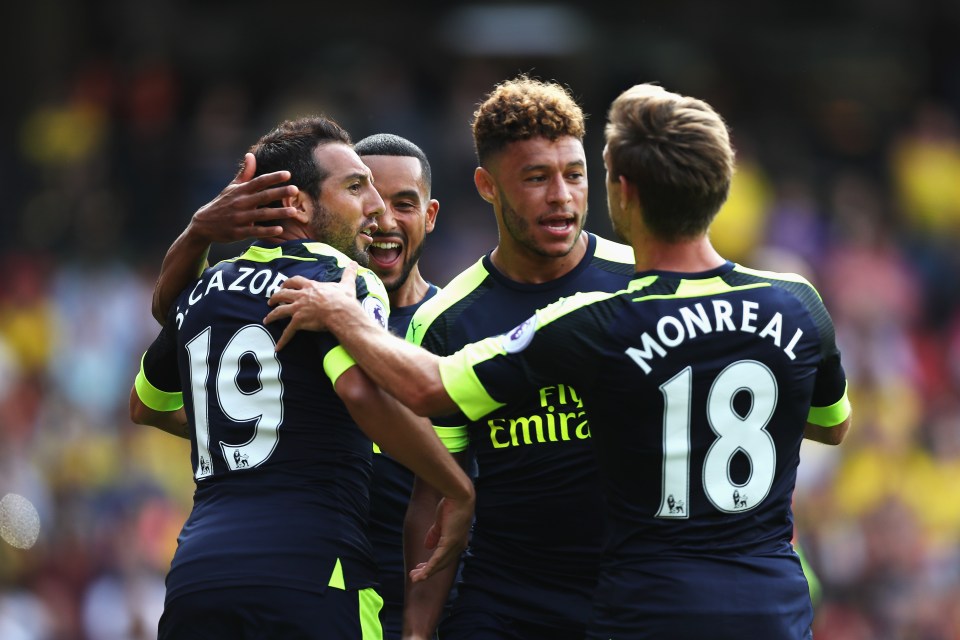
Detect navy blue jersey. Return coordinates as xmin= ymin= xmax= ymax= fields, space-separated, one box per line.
xmin=441 ymin=262 xmax=851 ymax=639
xmin=407 ymin=233 xmax=635 ymax=627
xmin=137 ymin=239 xmax=390 ymax=602
xmin=368 ymin=283 xmax=439 ymax=615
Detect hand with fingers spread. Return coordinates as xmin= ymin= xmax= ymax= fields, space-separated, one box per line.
xmin=188 ymin=152 xmax=306 ymax=244
xmin=264 ymin=262 xmax=362 ymax=350
xmin=151 ymin=152 xmax=307 ymax=322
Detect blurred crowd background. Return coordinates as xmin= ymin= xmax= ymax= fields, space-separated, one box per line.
xmin=1 ymin=1 xmax=960 ymax=638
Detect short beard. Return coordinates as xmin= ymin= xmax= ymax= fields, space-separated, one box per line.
xmin=499 ymin=188 xmax=584 ymax=258
xmin=383 ymin=241 xmax=423 ymax=293
xmin=310 ymin=198 xmax=370 ymax=267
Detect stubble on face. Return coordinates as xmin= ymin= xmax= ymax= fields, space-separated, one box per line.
xmin=310 ymin=198 xmax=371 ymax=267
xmin=497 ymin=186 xmax=585 ymax=259
xmin=379 ymin=240 xmax=423 ymax=293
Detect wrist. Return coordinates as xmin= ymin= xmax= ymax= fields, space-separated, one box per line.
xmin=184 ymin=219 xmax=214 ymax=246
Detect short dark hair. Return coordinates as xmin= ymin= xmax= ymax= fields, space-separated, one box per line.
xmin=248 ymin=115 xmax=352 ymax=200
xmin=354 ymin=133 xmax=432 ymax=194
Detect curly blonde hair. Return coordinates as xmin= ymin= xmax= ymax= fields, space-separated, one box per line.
xmin=472 ymin=75 xmax=586 ymax=165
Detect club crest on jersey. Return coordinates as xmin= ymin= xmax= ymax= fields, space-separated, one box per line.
xmin=502 ymin=315 xmax=536 ymax=354
xmin=363 ymin=296 xmax=388 ymax=329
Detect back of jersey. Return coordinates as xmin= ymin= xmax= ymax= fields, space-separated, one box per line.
xmin=166 ymin=240 xmax=385 ymax=601
xmin=570 ymin=263 xmax=844 ymax=637
xmin=444 ymin=261 xmax=848 ymax=638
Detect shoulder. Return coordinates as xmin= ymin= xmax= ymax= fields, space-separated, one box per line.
xmin=536 ymin=287 xmax=630 ymax=329
xmin=590 ymin=234 xmax=636 ymax=274
xmin=299 ymin=242 xmax=387 ymax=299
xmin=408 ymin=257 xmax=489 ymax=344
xmin=729 ymin=263 xmax=838 ymax=350
xmin=298 ymin=242 xmax=389 ymax=323
xmin=729 ymin=264 xmax=823 ymax=304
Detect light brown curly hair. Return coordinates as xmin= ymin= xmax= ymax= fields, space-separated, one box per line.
xmin=604 ymin=83 xmax=735 ymax=241
xmin=472 ymin=75 xmax=586 ymax=166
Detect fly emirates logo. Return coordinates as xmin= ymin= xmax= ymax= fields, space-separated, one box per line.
xmin=487 ymin=384 xmax=589 ymax=449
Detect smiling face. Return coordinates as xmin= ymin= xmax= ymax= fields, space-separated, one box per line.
xmin=361 ymin=154 xmax=437 ymax=292
xmin=307 ymin=143 xmax=384 ymax=266
xmin=481 ymin=135 xmax=588 ymax=261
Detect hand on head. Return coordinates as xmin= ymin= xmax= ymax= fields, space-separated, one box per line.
xmin=191 ymin=152 xmax=308 ymax=243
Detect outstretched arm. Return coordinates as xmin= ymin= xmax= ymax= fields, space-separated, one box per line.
xmin=335 ymin=366 xmax=474 ymax=582
xmin=151 ymin=153 xmax=305 ymax=322
xmin=265 ymin=264 xmax=458 ymax=417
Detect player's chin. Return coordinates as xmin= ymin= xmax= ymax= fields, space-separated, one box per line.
xmin=352 ymin=247 xmax=371 ymax=268
xmin=533 ymin=232 xmax=581 ymax=256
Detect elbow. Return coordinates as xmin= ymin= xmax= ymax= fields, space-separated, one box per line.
xmin=826 ymin=421 xmax=851 ymax=445
xmin=804 ymin=417 xmax=851 ymax=446
xmin=151 ymin=289 xmax=170 ymax=325
xmin=130 ymin=403 xmax=148 ymax=426
xmin=404 ymin=379 xmax=453 ymax=417
xmin=150 ymin=305 xmax=165 ymax=325
xmin=128 ymin=388 xmax=150 ymax=425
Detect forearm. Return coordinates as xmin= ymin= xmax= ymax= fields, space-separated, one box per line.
xmin=331 ymin=303 xmax=455 ymax=417
xmin=152 ymin=225 xmax=211 ymax=322
xmin=265 ymin=272 xmax=459 ymax=415
xmin=403 ymin=477 xmax=461 ymax=637
xmin=339 ymin=369 xmax=472 ymax=503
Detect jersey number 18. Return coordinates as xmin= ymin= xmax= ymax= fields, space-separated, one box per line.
xmin=653 ymin=360 xmax=777 ymax=518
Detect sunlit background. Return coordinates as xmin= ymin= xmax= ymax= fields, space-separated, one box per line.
xmin=1 ymin=1 xmax=960 ymax=638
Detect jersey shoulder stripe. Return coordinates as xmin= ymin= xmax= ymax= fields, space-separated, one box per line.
xmin=406 ymin=257 xmax=490 ymax=347
xmin=300 ymin=242 xmax=390 ymax=310
xmin=223 ymin=243 xmax=324 ymax=265
xmin=440 ymin=284 xmax=632 ymax=421
xmin=591 ymin=235 xmax=636 ymax=275
xmin=728 ymin=264 xmax=836 ymax=359
xmin=209 ymin=240 xmax=390 ymax=326
xmin=629 ymin=273 xmax=767 ymax=301
xmin=534 ymin=286 xmax=630 ymax=329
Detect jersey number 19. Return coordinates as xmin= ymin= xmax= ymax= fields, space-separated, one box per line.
xmin=185 ymin=324 xmax=284 ymax=480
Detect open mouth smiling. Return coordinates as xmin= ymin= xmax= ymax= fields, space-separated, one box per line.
xmin=369 ymin=239 xmax=403 ymax=267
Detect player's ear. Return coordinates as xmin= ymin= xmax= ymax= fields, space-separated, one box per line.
xmin=284 ymin=189 xmax=309 ymax=212
xmin=618 ymin=175 xmax=637 ymax=211
xmin=474 ymin=167 xmax=496 ymax=204
xmin=424 ymin=199 xmax=439 ymax=234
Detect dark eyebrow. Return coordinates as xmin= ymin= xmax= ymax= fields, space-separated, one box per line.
xmin=390 ymin=188 xmax=422 ymax=202
xmin=345 ymin=171 xmax=372 ymax=185
xmin=520 ymin=159 xmax=586 ymax=172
